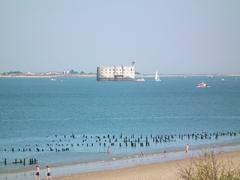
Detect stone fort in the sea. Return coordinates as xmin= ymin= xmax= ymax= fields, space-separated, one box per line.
xmin=97 ymin=62 xmax=135 ymax=81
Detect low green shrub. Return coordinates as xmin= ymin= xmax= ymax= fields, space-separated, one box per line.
xmin=179 ymin=151 xmax=240 ymax=180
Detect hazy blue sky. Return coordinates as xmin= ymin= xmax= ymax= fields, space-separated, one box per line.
xmin=0 ymin=0 xmax=240 ymax=74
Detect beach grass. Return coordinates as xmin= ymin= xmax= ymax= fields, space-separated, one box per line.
xmin=179 ymin=151 xmax=240 ymax=180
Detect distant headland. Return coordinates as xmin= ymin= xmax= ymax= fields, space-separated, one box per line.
xmin=0 ymin=70 xmax=96 ymax=78
xmin=0 ymin=70 xmax=240 ymax=79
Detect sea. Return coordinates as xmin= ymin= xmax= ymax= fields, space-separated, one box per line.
xmin=0 ymin=76 xmax=240 ymax=179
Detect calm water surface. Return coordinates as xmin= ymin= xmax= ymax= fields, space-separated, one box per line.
xmin=0 ymin=77 xmax=240 ymax=174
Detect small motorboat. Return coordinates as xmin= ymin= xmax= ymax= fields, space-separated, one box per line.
xmin=196 ymin=82 xmax=208 ymax=88
xmin=136 ymin=78 xmax=145 ymax=82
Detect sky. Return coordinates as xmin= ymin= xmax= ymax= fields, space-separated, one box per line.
xmin=0 ymin=0 xmax=240 ymax=74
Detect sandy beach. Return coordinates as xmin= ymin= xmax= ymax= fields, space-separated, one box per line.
xmin=55 ymin=151 xmax=240 ymax=180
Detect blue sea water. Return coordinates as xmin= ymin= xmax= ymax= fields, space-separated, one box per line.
xmin=0 ymin=77 xmax=240 ymax=174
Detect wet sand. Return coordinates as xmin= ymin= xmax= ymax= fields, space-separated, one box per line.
xmin=55 ymin=151 xmax=240 ymax=180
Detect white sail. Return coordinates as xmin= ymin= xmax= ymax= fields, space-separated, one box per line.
xmin=155 ymin=71 xmax=160 ymax=81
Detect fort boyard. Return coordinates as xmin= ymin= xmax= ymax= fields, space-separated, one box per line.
xmin=97 ymin=62 xmax=135 ymax=81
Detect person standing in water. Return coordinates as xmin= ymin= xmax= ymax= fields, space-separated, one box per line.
xmin=46 ymin=166 xmax=52 ymax=180
xmin=35 ymin=165 xmax=40 ymax=180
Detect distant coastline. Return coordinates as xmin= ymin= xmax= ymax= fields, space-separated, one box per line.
xmin=0 ymin=74 xmax=96 ymax=78
xmin=1 ymin=73 xmax=240 ymax=78
xmin=142 ymin=73 xmax=240 ymax=78
xmin=0 ymin=70 xmax=96 ymax=78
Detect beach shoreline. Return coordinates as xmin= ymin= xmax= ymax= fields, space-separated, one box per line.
xmin=1 ymin=142 xmax=240 ymax=180
xmin=55 ymin=150 xmax=240 ymax=180
xmin=1 ymin=139 xmax=240 ymax=174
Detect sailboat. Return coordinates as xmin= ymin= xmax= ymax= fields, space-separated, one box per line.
xmin=155 ymin=71 xmax=161 ymax=82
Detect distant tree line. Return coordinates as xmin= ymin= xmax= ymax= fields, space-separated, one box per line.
xmin=1 ymin=71 xmax=23 ymax=75
xmin=0 ymin=70 xmax=95 ymax=75
xmin=68 ymin=69 xmax=94 ymax=75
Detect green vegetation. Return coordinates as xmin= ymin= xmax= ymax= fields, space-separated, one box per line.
xmin=87 ymin=72 xmax=95 ymax=75
xmin=1 ymin=71 xmax=23 ymax=75
xmin=68 ymin=70 xmax=94 ymax=75
xmin=179 ymin=151 xmax=240 ymax=180
xmin=68 ymin=69 xmax=79 ymax=74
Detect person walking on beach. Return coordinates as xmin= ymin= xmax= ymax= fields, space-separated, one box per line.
xmin=107 ymin=146 xmax=111 ymax=155
xmin=163 ymin=150 xmax=167 ymax=158
xmin=46 ymin=166 xmax=52 ymax=180
xmin=35 ymin=165 xmax=40 ymax=180
xmin=185 ymin=144 xmax=189 ymax=154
